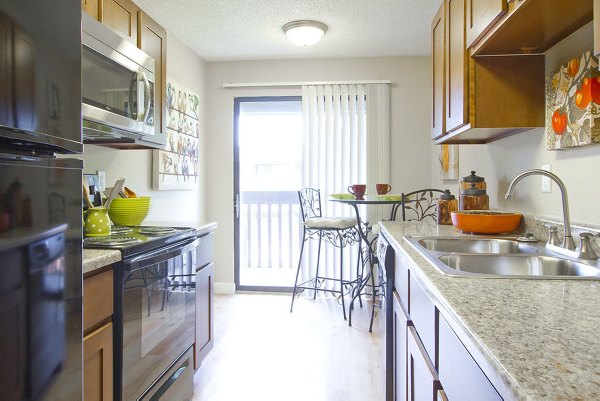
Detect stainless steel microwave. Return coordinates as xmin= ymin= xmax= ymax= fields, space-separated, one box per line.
xmin=81 ymin=13 xmax=165 ymax=148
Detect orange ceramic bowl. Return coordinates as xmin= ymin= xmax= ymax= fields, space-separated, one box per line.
xmin=450 ymin=210 xmax=522 ymax=234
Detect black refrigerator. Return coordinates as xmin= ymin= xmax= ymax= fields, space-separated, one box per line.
xmin=0 ymin=1 xmax=84 ymax=400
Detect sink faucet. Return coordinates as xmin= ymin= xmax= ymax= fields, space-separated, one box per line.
xmin=505 ymin=169 xmax=576 ymax=251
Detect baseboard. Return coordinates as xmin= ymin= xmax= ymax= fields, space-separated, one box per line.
xmin=214 ymin=281 xmax=236 ymax=294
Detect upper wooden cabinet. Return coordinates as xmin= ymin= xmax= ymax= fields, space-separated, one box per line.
xmin=445 ymin=0 xmax=469 ymax=134
xmin=81 ymin=0 xmax=100 ymax=20
xmin=432 ymin=0 xmax=546 ymax=144
xmin=595 ymin=0 xmax=600 ymax=57
xmin=139 ymin=11 xmax=167 ymax=136
xmin=102 ymin=0 xmax=139 ymax=45
xmin=82 ymin=0 xmax=168 ymax=137
xmin=431 ymin=2 xmax=445 ymax=139
xmin=465 ymin=0 xmax=507 ymax=48
xmin=471 ymin=0 xmax=593 ymax=56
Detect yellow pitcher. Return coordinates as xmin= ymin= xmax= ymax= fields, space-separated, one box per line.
xmin=83 ymin=207 xmax=111 ymax=237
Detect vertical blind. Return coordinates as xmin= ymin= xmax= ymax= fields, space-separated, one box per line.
xmin=300 ymin=83 xmax=390 ymax=289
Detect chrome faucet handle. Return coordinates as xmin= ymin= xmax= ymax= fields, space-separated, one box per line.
xmin=544 ymin=223 xmax=560 ymax=246
xmin=516 ymin=232 xmax=538 ymax=242
xmin=576 ymin=232 xmax=600 ymax=260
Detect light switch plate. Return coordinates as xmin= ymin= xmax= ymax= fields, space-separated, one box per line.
xmin=541 ymin=164 xmax=551 ymax=193
xmin=97 ymin=170 xmax=106 ymax=192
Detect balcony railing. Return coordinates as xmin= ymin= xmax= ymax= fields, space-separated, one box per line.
xmin=239 ymin=190 xmax=302 ymax=271
xmin=239 ymin=190 xmax=363 ymax=288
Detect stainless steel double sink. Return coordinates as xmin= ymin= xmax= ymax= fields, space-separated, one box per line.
xmin=404 ymin=236 xmax=600 ymax=279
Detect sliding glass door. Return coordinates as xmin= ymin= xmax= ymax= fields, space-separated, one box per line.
xmin=233 ymin=97 xmax=303 ymax=291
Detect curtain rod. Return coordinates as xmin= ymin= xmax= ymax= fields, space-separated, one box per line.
xmin=222 ymin=80 xmax=391 ymax=88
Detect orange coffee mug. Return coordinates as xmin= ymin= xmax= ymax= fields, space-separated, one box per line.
xmin=376 ymin=184 xmax=392 ymax=195
xmin=347 ymin=184 xmax=366 ymax=200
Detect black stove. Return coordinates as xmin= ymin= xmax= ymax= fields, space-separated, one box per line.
xmin=83 ymin=225 xmax=197 ymax=259
xmin=91 ymin=224 xmax=200 ymax=401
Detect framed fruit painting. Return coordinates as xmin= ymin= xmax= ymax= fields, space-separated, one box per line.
xmin=545 ymin=50 xmax=600 ymax=150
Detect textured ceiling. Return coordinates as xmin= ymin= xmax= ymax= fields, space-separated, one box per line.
xmin=134 ymin=0 xmax=443 ymax=61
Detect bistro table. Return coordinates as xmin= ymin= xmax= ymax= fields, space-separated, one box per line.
xmin=329 ymin=195 xmax=404 ymax=332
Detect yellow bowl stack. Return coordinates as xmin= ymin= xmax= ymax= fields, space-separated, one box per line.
xmin=108 ymin=196 xmax=151 ymax=226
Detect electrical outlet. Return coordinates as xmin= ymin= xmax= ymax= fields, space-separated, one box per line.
xmin=97 ymin=170 xmax=106 ymax=192
xmin=541 ymin=164 xmax=551 ymax=193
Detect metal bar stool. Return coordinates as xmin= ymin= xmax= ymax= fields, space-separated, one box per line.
xmin=290 ymin=188 xmax=361 ymax=320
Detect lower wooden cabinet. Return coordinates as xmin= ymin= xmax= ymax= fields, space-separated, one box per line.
xmin=392 ymin=291 xmax=410 ymax=401
xmin=383 ymin=232 xmax=504 ymax=401
xmin=438 ymin=315 xmax=502 ymax=401
xmin=83 ymin=269 xmax=114 ymax=401
xmin=407 ymin=326 xmax=442 ymax=401
xmin=195 ymin=262 xmax=214 ymax=369
xmin=84 ymin=323 xmax=113 ymax=401
xmin=194 ymin=231 xmax=215 ymax=369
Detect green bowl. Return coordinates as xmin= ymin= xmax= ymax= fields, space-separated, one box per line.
xmin=108 ymin=197 xmax=151 ymax=226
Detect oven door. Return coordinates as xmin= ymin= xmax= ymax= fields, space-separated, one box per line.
xmin=118 ymin=238 xmax=198 ymax=401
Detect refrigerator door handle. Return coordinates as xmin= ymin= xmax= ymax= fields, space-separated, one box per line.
xmin=0 ymin=152 xmax=41 ymax=162
xmin=234 ymin=193 xmax=240 ymax=219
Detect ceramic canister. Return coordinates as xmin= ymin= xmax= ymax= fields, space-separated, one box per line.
xmin=437 ymin=189 xmax=458 ymax=225
xmin=459 ymin=183 xmax=489 ymax=211
xmin=459 ymin=170 xmax=486 ymax=191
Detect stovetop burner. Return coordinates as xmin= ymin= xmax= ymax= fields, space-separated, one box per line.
xmin=83 ymin=225 xmax=197 ymax=258
xmin=138 ymin=227 xmax=176 ymax=236
xmin=111 ymin=226 xmax=134 ymax=235
xmin=84 ymin=236 xmax=143 ymax=247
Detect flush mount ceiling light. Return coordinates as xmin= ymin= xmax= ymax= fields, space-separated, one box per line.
xmin=282 ymin=20 xmax=328 ymax=47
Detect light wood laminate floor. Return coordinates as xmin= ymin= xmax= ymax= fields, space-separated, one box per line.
xmin=192 ymin=293 xmax=385 ymax=401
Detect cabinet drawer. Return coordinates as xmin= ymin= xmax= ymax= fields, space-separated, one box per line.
xmin=83 ymin=269 xmax=113 ymax=332
xmin=407 ymin=325 xmax=441 ymax=401
xmin=394 ymin=252 xmax=409 ymax=310
xmin=409 ymin=274 xmax=436 ymax=362
xmin=438 ymin=315 xmax=502 ymax=401
xmin=196 ymin=232 xmax=214 ymax=268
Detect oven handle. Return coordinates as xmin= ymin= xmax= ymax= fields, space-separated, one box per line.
xmin=148 ymin=358 xmax=190 ymax=401
xmin=125 ymin=238 xmax=199 ymax=271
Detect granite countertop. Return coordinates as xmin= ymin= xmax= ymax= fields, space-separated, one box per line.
xmin=83 ymin=249 xmax=121 ymax=275
xmin=82 ymin=221 xmax=217 ymax=275
xmin=379 ymin=220 xmax=600 ymax=401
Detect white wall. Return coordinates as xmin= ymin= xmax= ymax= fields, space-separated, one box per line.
xmin=431 ymin=23 xmax=600 ymax=226
xmin=82 ymin=33 xmax=207 ymax=225
xmin=205 ymin=57 xmax=432 ymax=290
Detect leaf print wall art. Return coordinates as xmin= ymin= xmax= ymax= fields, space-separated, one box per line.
xmin=152 ymin=78 xmax=200 ymax=190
